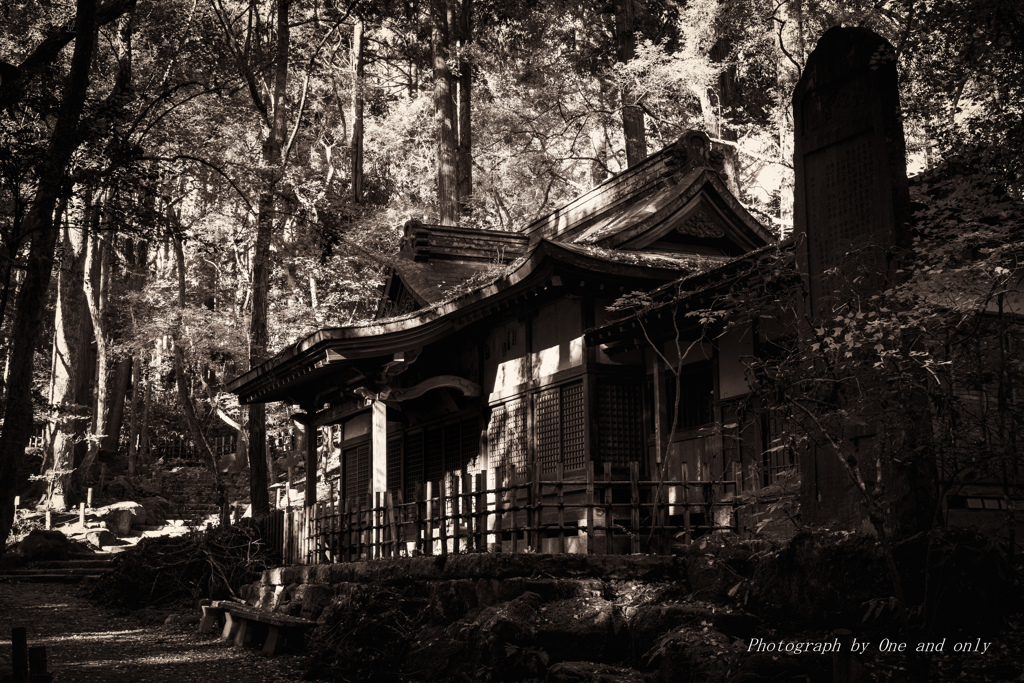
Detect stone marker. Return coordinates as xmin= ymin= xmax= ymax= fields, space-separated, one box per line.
xmin=12 ymin=627 xmax=28 ymax=683
xmin=791 ymin=27 xmax=936 ymax=535
xmin=792 ymin=26 xmax=910 ymax=315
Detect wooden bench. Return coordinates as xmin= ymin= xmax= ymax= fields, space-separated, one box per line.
xmin=200 ymin=600 xmax=317 ymax=656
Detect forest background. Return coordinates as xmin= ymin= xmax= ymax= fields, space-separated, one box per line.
xmin=0 ymin=0 xmax=1021 ymax=550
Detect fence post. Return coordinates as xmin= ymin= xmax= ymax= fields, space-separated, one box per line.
xmin=654 ymin=461 xmax=665 ymax=551
xmin=474 ymin=472 xmax=486 ymax=552
xmin=392 ymin=491 xmax=403 ymax=556
xmin=556 ymin=462 xmax=566 ymax=554
xmin=629 ymin=461 xmax=640 ymax=554
xmin=341 ymin=499 xmax=350 ymax=563
xmin=603 ymin=463 xmax=613 ymax=554
xmin=529 ymin=461 xmax=541 ymax=552
xmin=29 ymin=645 xmax=48 ymax=681
xmin=585 ymin=462 xmax=595 ymax=555
xmin=492 ymin=468 xmax=504 ymax=553
xmin=354 ymin=498 xmax=364 ymax=561
xmin=450 ymin=473 xmax=461 ymax=553
xmin=509 ymin=464 xmax=518 ymax=554
xmin=418 ymin=482 xmax=428 ymax=556
xmin=370 ymin=492 xmax=378 ymax=559
xmin=731 ymin=463 xmax=742 ymax=537
xmin=425 ymin=481 xmax=435 ymax=556
xmin=681 ymin=462 xmax=691 ymax=545
xmin=462 ymin=470 xmax=473 ymax=552
xmin=439 ymin=476 xmax=449 ymax=556
xmin=12 ymin=626 xmax=27 ymax=683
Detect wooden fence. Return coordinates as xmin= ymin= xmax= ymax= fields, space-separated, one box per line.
xmin=273 ymin=460 xmax=743 ymax=565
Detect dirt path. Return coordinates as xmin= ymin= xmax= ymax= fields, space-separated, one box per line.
xmin=0 ymin=582 xmax=309 ymax=682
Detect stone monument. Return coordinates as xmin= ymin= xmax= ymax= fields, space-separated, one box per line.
xmin=793 ymin=26 xmax=910 ymax=315
xmin=792 ymin=27 xmax=934 ymax=534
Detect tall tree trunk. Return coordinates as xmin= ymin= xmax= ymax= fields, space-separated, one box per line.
xmin=171 ymin=225 xmax=230 ymax=526
xmin=126 ymin=349 xmax=143 ymax=477
xmin=79 ymin=225 xmax=110 ymax=484
xmin=102 ymin=356 xmax=132 ymax=452
xmin=432 ymin=0 xmax=459 ymax=225
xmin=709 ymin=38 xmax=740 ymax=195
xmin=350 ymin=18 xmax=364 ymax=203
xmin=614 ymin=0 xmax=646 ymax=167
xmin=246 ymin=0 xmax=291 ymax=517
xmin=0 ymin=0 xmax=97 ymax=553
xmin=48 ymin=216 xmax=89 ymax=510
xmin=456 ymin=0 xmax=472 ymax=209
xmin=104 ymin=234 xmax=147 ymax=453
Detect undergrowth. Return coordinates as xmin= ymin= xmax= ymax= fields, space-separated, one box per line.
xmin=90 ymin=524 xmax=270 ymax=610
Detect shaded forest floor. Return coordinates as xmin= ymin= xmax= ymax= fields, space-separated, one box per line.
xmin=0 ymin=582 xmax=309 ymax=682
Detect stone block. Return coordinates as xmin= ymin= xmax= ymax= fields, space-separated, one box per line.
xmin=17 ymin=529 xmax=69 ymax=561
xmin=534 ymin=597 xmax=624 ymax=663
xmin=101 ymin=502 xmax=144 ymax=536
xmin=544 ymin=661 xmax=646 ymax=683
xmin=297 ymin=583 xmax=332 ymax=620
xmin=85 ymin=529 xmax=119 ymax=549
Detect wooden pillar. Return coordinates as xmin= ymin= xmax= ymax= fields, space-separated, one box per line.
xmin=300 ymin=412 xmax=317 ymax=506
xmin=371 ymin=399 xmax=387 ymax=500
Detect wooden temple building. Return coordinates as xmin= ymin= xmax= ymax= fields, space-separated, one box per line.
xmin=226 ymin=130 xmax=787 ymax=561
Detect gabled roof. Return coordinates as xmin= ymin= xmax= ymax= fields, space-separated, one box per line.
xmin=378 ymin=223 xmax=529 ymax=315
xmin=227 ymin=240 xmax=707 ymax=405
xmin=523 ymin=131 xmax=774 ymax=253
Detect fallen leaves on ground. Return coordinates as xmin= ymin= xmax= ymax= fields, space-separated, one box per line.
xmin=0 ymin=582 xmax=309 ymax=682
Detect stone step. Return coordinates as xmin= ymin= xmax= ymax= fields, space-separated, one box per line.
xmin=1 ymin=567 xmax=104 ymax=576
xmin=0 ymin=572 xmax=103 ymax=583
xmin=28 ymin=559 xmax=114 ymax=569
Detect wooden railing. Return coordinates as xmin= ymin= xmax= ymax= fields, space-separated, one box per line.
xmin=276 ymin=461 xmax=743 ymax=565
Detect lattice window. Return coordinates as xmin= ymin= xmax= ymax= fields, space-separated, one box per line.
xmin=343 ymin=442 xmax=370 ymax=506
xmin=386 ymin=436 xmax=402 ymax=495
xmin=596 ymin=378 xmax=644 ymax=467
xmin=535 ymin=381 xmax=585 ymax=474
xmin=536 ymin=387 xmax=560 ymax=473
xmin=562 ymin=382 xmax=585 ymax=471
xmin=488 ymin=397 xmax=527 ymax=479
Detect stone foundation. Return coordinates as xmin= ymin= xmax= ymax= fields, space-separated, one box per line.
xmin=241 ymin=553 xmax=688 ymax=621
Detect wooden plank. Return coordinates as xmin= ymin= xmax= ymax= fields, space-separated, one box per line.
xmin=233 ymin=616 xmax=250 ymax=647
xmin=681 ymin=462 xmax=691 ymax=544
xmin=199 ymin=605 xmax=226 ymax=634
xmin=416 ymin=482 xmax=427 ymax=556
xmin=424 ymin=481 xmax=434 ymax=556
xmin=603 ymin=463 xmax=613 ymax=554
xmin=529 ymin=461 xmax=541 ymax=552
xmin=12 ymin=626 xmax=27 ymax=683
xmin=556 ymin=463 xmax=566 ymax=553
xmin=438 ymin=476 xmax=448 ymax=556
xmin=474 ymin=472 xmax=486 ymax=551
xmin=585 ymin=462 xmax=595 ymax=555
xmin=492 ymin=468 xmax=504 ymax=552
xmin=629 ymin=461 xmax=641 ymax=554
xmin=463 ymin=470 xmax=474 ymax=552
xmin=262 ymin=625 xmax=283 ymax=656
xmin=374 ymin=491 xmax=382 ymax=560
xmin=509 ymin=465 xmax=518 ymax=554
xmin=450 ymin=473 xmax=461 ymax=553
